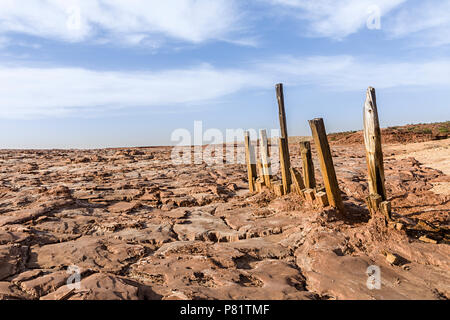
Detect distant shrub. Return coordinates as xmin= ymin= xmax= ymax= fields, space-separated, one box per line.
xmin=417 ymin=128 xmax=432 ymax=134
xmin=438 ymin=126 xmax=449 ymax=134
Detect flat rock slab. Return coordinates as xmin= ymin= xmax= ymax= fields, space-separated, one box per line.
xmin=173 ymin=211 xmax=243 ymax=242
xmin=28 ymin=236 xmax=145 ymax=273
xmin=20 ymin=271 xmax=69 ymax=298
xmin=111 ymin=223 xmax=176 ymax=245
xmin=108 ymin=201 xmax=141 ymax=213
xmin=40 ymin=273 xmax=141 ymax=300
xmin=33 ymin=216 xmax=96 ymax=235
xmin=0 ymin=230 xmax=30 ymax=245
xmin=10 ymin=269 xmax=43 ymax=284
xmin=130 ymin=250 xmax=312 ymax=300
xmin=0 ymin=281 xmax=30 ymax=300
xmin=220 ymin=238 xmax=292 ymax=260
xmin=0 ymin=199 xmax=74 ymax=227
xmin=103 ymin=189 xmax=142 ymax=201
xmin=294 ymin=230 xmax=445 ymax=300
xmin=0 ymin=244 xmax=28 ymax=281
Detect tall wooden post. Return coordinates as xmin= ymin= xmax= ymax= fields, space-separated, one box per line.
xmin=363 ymin=87 xmax=387 ymax=201
xmin=278 ymin=137 xmax=291 ymax=194
xmin=276 ymin=83 xmax=292 ymax=188
xmin=259 ymin=129 xmax=272 ymax=187
xmin=244 ymin=131 xmax=257 ymax=192
xmin=299 ymin=141 xmax=316 ymax=189
xmin=308 ymin=118 xmax=345 ymax=214
xmin=276 ymin=84 xmax=289 ymax=144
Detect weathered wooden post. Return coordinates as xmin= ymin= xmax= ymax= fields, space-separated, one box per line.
xmin=276 ymin=83 xmax=292 ymax=188
xmin=308 ymin=118 xmax=345 ymax=214
xmin=244 ymin=131 xmax=257 ymax=192
xmin=273 ymin=182 xmax=284 ymax=197
xmin=276 ymin=84 xmax=289 ymax=144
xmin=259 ymin=129 xmax=272 ymax=188
xmin=278 ymin=137 xmax=291 ymax=194
xmin=364 ymin=87 xmax=391 ymax=223
xmin=363 ymin=87 xmax=387 ymax=201
xmin=299 ymin=141 xmax=316 ymax=189
xmin=290 ymin=167 xmax=305 ymax=196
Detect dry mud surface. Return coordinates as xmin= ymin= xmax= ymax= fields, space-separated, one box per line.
xmin=0 ymin=139 xmax=448 ymax=300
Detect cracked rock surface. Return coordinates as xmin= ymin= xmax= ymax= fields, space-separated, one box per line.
xmin=0 ymin=140 xmax=448 ymax=300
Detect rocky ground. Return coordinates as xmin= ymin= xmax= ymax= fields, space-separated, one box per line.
xmin=329 ymin=121 xmax=449 ymax=145
xmin=0 ymin=130 xmax=448 ymax=300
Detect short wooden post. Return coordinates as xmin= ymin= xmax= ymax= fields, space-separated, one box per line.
xmin=308 ymin=118 xmax=345 ymax=214
xmin=299 ymin=141 xmax=316 ymax=189
xmin=244 ymin=131 xmax=257 ymax=192
xmin=304 ymin=189 xmax=315 ymax=203
xmin=257 ymin=160 xmax=264 ymax=181
xmin=259 ymin=129 xmax=272 ymax=188
xmin=278 ymin=137 xmax=291 ymax=194
xmin=380 ymin=201 xmax=392 ymax=221
xmin=315 ymin=191 xmax=329 ymax=207
xmin=290 ymin=167 xmax=305 ymax=196
xmin=255 ymin=178 xmax=264 ymax=193
xmin=276 ymin=83 xmax=291 ymax=180
xmin=363 ymin=87 xmax=387 ymax=201
xmin=273 ymin=182 xmax=284 ymax=197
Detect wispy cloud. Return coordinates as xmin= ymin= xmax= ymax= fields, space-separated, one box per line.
xmin=2 ymin=55 xmax=450 ymax=118
xmin=263 ymin=55 xmax=450 ymax=90
xmin=0 ymin=0 xmax=245 ymax=46
xmin=266 ymin=0 xmax=450 ymax=47
xmin=268 ymin=0 xmax=406 ymax=39
xmin=387 ymin=0 xmax=450 ymax=46
xmin=0 ymin=64 xmax=269 ymax=118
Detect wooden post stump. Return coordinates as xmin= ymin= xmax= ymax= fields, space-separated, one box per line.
xmin=273 ymin=182 xmax=284 ymax=197
xmin=315 ymin=191 xmax=329 ymax=207
xmin=300 ymin=141 xmax=316 ymax=189
xmin=255 ymin=178 xmax=264 ymax=193
xmin=278 ymin=137 xmax=291 ymax=194
xmin=363 ymin=87 xmax=387 ymax=201
xmin=257 ymin=160 xmax=264 ymax=183
xmin=244 ymin=131 xmax=257 ymax=192
xmin=290 ymin=167 xmax=305 ymax=197
xmin=367 ymin=194 xmax=382 ymax=211
xmin=304 ymin=189 xmax=316 ymax=203
xmin=366 ymin=194 xmax=390 ymax=226
xmin=308 ymin=118 xmax=345 ymax=214
xmin=380 ymin=201 xmax=392 ymax=221
xmin=259 ymin=129 xmax=272 ymax=188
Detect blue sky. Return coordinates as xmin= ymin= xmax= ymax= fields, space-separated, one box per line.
xmin=0 ymin=0 xmax=449 ymax=148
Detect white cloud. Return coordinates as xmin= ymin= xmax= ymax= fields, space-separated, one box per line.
xmin=263 ymin=55 xmax=450 ymax=90
xmin=268 ymin=0 xmax=406 ymax=39
xmin=0 ymin=0 xmax=243 ymax=45
xmin=2 ymin=55 xmax=450 ymax=118
xmin=387 ymin=0 xmax=450 ymax=46
xmin=266 ymin=0 xmax=450 ymax=47
xmin=0 ymin=64 xmax=270 ymax=118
